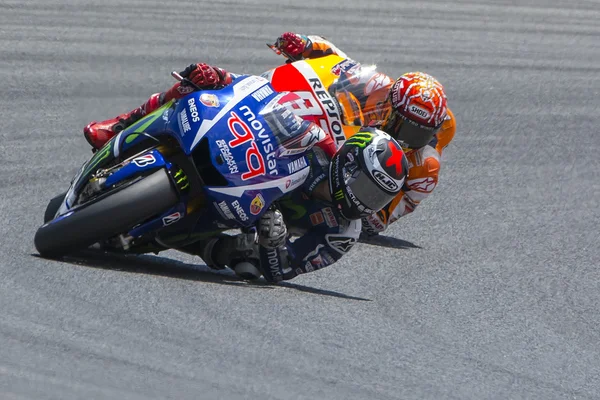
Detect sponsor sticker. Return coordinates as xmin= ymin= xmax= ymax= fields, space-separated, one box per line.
xmin=322 ymin=207 xmax=338 ymax=228
xmin=239 ymin=106 xmax=277 ymax=176
xmin=162 ymin=211 xmax=182 ymax=226
xmin=287 ymin=156 xmax=308 ymax=174
xmin=310 ymin=255 xmax=324 ymax=267
xmin=285 ymin=171 xmax=309 ymax=191
xmin=214 ymin=201 xmax=235 ymax=220
xmin=200 ymin=93 xmax=220 ymax=108
xmin=187 ymin=98 xmax=200 ymax=122
xmin=251 ymin=85 xmax=274 ymax=102
xmin=304 ymin=260 xmax=315 ymax=272
xmin=364 ymin=73 xmax=392 ymax=96
xmin=408 ymin=177 xmax=436 ymax=192
xmin=266 ymin=247 xmax=282 ymax=279
xmin=309 ymin=212 xmax=324 ymax=226
xmin=132 ymin=154 xmax=156 ymax=167
xmin=178 ymin=110 xmax=191 ymax=133
xmin=327 ymin=236 xmax=357 ymax=254
xmin=408 ymin=104 xmax=430 ymax=119
xmin=372 ymin=170 xmax=399 ymax=192
xmin=250 ymin=193 xmax=265 ymax=215
xmin=226 ymin=105 xmax=279 ymax=181
xmin=231 ymin=200 xmax=249 ymax=221
xmin=331 ymin=59 xmax=360 ymax=77
xmin=216 ymin=139 xmax=239 ymax=174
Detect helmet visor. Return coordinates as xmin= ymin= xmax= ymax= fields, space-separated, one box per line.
xmin=346 ymin=169 xmax=395 ymax=213
xmin=383 ymin=110 xmax=441 ymax=149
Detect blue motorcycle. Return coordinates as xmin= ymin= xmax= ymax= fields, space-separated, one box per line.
xmin=34 ymin=74 xmax=317 ymax=263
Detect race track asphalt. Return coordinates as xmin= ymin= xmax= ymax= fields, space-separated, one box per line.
xmin=1 ymin=0 xmax=599 ymax=399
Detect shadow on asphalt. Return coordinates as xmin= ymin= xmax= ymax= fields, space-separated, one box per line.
xmin=32 ymin=251 xmax=371 ymax=302
xmin=359 ymin=234 xmax=422 ymax=250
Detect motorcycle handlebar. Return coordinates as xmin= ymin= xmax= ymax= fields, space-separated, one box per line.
xmin=170 ymin=71 xmax=202 ymax=91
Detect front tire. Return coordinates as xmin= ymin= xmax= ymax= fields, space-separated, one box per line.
xmin=34 ymin=169 xmax=178 ymax=258
xmin=44 ymin=192 xmax=67 ymax=223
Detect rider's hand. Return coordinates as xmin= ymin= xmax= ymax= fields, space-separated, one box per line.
xmin=164 ymin=63 xmax=233 ymax=102
xmin=274 ymin=32 xmax=308 ymax=60
xmin=257 ymin=208 xmax=287 ymax=249
xmin=180 ymin=63 xmax=232 ymax=89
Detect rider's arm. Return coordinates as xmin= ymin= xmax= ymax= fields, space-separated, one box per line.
xmin=275 ymin=32 xmax=348 ymax=61
xmin=301 ymin=35 xmax=349 ymax=60
xmin=259 ymin=214 xmax=362 ymax=282
xmin=257 ymin=133 xmax=354 ymax=283
xmin=361 ymin=146 xmax=441 ymax=235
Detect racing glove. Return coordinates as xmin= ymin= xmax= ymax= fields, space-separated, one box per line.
xmin=164 ymin=63 xmax=233 ymax=102
xmin=274 ymin=32 xmax=309 ymax=60
xmin=257 ymin=208 xmax=287 ymax=249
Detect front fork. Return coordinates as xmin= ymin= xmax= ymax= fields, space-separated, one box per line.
xmin=89 ymin=145 xmax=207 ymax=252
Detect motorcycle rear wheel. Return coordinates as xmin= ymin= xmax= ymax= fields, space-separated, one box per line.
xmin=34 ymin=169 xmax=178 ymax=258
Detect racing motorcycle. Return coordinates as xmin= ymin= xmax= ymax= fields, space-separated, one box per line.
xmin=34 ymin=74 xmax=319 ymax=275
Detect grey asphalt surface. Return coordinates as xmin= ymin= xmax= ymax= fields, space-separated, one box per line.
xmin=1 ymin=0 xmax=599 ymax=399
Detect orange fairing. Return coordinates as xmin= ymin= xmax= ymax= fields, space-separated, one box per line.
xmin=335 ymin=90 xmax=364 ymax=126
xmin=266 ymin=54 xmax=394 ymax=146
xmin=435 ymin=108 xmax=456 ymax=154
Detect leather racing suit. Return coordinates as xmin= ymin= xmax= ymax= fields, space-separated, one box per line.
xmin=258 ymin=131 xmax=362 ymax=282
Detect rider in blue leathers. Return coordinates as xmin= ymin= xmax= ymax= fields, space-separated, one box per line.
xmin=83 ymin=65 xmax=408 ymax=282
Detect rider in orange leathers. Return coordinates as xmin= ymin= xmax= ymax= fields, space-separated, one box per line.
xmin=271 ymin=33 xmax=456 ymax=235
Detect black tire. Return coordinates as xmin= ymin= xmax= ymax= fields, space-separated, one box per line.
xmin=44 ymin=192 xmax=67 ymax=223
xmin=34 ymin=169 xmax=178 ymax=258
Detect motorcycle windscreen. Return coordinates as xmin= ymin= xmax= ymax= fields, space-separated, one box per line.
xmin=328 ymin=62 xmax=394 ymax=128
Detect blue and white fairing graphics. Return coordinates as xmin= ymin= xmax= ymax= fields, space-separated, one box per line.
xmin=166 ymin=76 xmax=314 ymax=228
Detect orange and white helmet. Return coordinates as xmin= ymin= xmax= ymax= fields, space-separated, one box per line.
xmin=381 ymin=72 xmax=448 ymax=149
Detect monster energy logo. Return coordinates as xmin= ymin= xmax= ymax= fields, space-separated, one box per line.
xmin=334 ymin=190 xmax=344 ymax=201
xmin=81 ymin=144 xmax=112 ymax=180
xmin=173 ymin=168 xmax=189 ymax=191
xmin=346 ymin=132 xmax=374 ymax=148
xmin=126 ymin=100 xmax=174 ymax=134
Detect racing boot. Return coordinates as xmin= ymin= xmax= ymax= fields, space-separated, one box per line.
xmin=181 ymin=233 xmax=262 ymax=280
xmin=83 ymin=92 xmax=163 ymax=150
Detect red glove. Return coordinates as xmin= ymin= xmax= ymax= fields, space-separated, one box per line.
xmin=183 ymin=63 xmax=231 ymax=88
xmin=164 ymin=63 xmax=232 ymax=101
xmin=275 ymin=32 xmax=307 ymax=59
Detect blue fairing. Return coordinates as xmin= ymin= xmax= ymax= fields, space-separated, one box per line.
xmin=178 ymin=76 xmax=311 ymax=227
xmin=55 ymin=75 xmax=313 ymax=240
xmin=123 ymin=75 xmax=311 ymax=228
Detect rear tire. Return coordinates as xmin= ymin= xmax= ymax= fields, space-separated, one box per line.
xmin=34 ymin=169 xmax=178 ymax=258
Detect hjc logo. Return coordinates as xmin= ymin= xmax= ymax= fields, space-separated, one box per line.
xmin=372 ymin=170 xmax=399 ymax=192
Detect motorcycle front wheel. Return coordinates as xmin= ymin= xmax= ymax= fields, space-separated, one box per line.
xmin=34 ymin=169 xmax=178 ymax=258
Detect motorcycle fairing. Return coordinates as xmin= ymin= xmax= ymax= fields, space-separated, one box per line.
xmin=265 ymin=54 xmax=391 ymax=148
xmin=54 ymin=75 xmax=317 ymax=243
